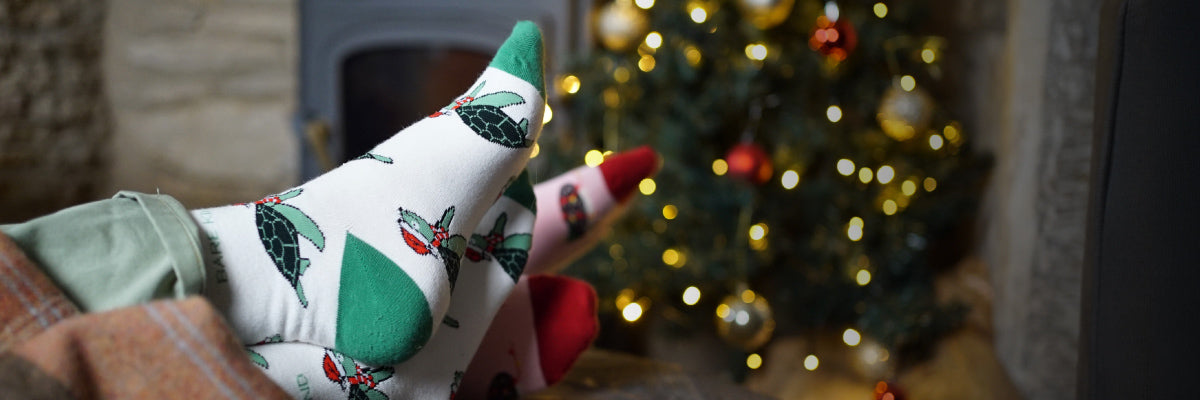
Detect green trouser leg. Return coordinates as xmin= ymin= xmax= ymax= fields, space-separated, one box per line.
xmin=0 ymin=191 xmax=205 ymax=312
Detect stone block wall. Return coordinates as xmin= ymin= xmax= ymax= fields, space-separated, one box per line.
xmin=0 ymin=0 xmax=110 ymax=223
xmin=104 ymin=0 xmax=298 ymax=208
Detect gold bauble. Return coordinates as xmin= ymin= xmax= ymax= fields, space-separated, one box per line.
xmin=594 ymin=0 xmax=650 ymax=52
xmin=736 ymin=0 xmax=795 ymax=29
xmin=715 ymin=290 xmax=776 ymax=351
xmin=876 ymin=82 xmax=934 ymax=141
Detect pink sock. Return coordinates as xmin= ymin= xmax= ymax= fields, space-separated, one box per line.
xmin=458 ymin=275 xmax=597 ymax=399
xmin=526 ymin=146 xmax=658 ymax=275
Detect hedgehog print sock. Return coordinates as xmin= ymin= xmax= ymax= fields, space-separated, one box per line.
xmin=458 ymin=275 xmax=598 ymax=399
xmin=242 ymin=172 xmax=538 ymax=399
xmin=191 ymin=21 xmax=545 ymax=366
xmin=526 ymin=146 xmax=659 ymax=275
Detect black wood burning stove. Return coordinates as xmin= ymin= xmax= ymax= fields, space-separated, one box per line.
xmin=296 ymin=0 xmax=583 ymax=180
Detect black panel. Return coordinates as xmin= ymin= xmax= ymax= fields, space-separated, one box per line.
xmin=1080 ymin=0 xmax=1200 ymax=398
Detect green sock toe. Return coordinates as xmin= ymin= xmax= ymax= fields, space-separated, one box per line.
xmin=336 ymin=233 xmax=433 ymax=366
xmin=489 ymin=21 xmax=545 ymax=95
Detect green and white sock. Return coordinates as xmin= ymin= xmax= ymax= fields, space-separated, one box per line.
xmin=192 ymin=21 xmax=545 ymax=366
xmin=243 ymin=171 xmax=537 ymax=399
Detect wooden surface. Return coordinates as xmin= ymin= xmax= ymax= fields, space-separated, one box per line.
xmin=531 ymin=349 xmax=776 ymax=400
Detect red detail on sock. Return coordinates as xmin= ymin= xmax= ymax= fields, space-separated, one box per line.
xmin=322 ymin=353 xmax=341 ymax=383
xmin=597 ymin=146 xmax=659 ymax=202
xmin=403 ymin=229 xmax=431 ymax=255
xmin=527 ymin=275 xmax=598 ymax=386
xmin=465 ymin=248 xmax=483 ymax=262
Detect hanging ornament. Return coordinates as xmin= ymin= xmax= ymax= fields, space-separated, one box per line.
xmin=725 ymin=142 xmax=774 ymax=185
xmin=735 ymin=0 xmax=794 ymax=29
xmin=877 ymin=80 xmax=934 ymax=141
xmin=594 ymin=0 xmax=650 ymax=52
xmin=715 ymin=289 xmax=776 ymax=351
xmin=808 ymin=15 xmax=857 ymax=62
xmin=872 ymin=381 xmax=907 ymax=400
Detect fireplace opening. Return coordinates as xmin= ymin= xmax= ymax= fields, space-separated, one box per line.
xmin=341 ymin=47 xmax=491 ymax=161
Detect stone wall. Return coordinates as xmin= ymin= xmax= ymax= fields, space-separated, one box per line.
xmin=104 ymin=0 xmax=298 ymax=208
xmin=0 ymin=0 xmax=110 ymax=223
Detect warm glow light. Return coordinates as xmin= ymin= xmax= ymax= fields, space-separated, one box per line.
xmin=690 ymin=5 xmax=708 ymax=23
xmin=603 ymin=88 xmax=620 ymax=108
xmin=856 ymin=269 xmax=872 ymax=285
xmin=622 ymin=302 xmax=644 ymax=322
xmin=562 ymin=75 xmax=581 ymax=94
xmin=712 ymin=159 xmax=729 ymax=175
xmin=747 ymin=353 xmax=763 ymax=369
xmin=645 ymin=31 xmax=663 ymax=48
xmin=662 ymin=248 xmax=681 ymax=267
xmin=902 ymin=180 xmax=917 ymax=196
xmin=683 ymin=286 xmax=701 ymax=305
xmin=826 ymin=105 xmax=843 ymax=122
xmin=542 ymin=104 xmax=553 ymax=125
xmin=944 ymin=124 xmax=961 ymax=142
xmin=716 ymin=303 xmax=731 ymax=319
xmin=847 ymin=225 xmax=863 ymax=241
xmin=843 ymin=328 xmax=862 ymax=346
xmin=741 ymin=289 xmax=757 ymax=304
xmin=745 ymin=43 xmax=768 ymax=61
xmin=638 ymin=55 xmax=656 ymax=72
xmin=850 ymin=216 xmax=864 ymax=228
xmin=530 ymin=143 xmax=540 ymax=159
xmin=736 ymin=310 xmax=750 ymax=325
xmin=635 ymin=0 xmax=655 ymax=9
xmin=662 ymin=204 xmax=678 ymax=220
xmin=876 ymin=165 xmax=895 ymax=184
xmin=804 ymin=355 xmax=819 ymax=370
xmin=900 ymin=75 xmax=916 ymax=92
xmin=858 ymin=167 xmax=873 ymax=184
xmin=929 ymin=134 xmax=945 ymax=150
xmin=613 ymin=67 xmax=631 ymax=83
xmin=748 ymin=223 xmax=767 ymax=241
xmin=873 ymin=2 xmax=888 ymax=18
xmin=921 ymin=48 xmax=937 ymax=63
xmin=924 ymin=177 xmax=937 ymax=192
xmin=781 ymin=170 xmax=800 ymax=189
xmin=584 ymin=150 xmax=605 ymax=167
xmin=639 ymin=178 xmax=657 ymax=195
xmin=684 ymin=45 xmax=703 ymax=66
xmin=837 ymin=159 xmax=856 ymax=176
xmin=824 ymin=1 xmax=840 ymax=22
xmin=616 ymin=288 xmax=635 ymax=309
xmin=882 ymin=199 xmax=897 ymax=215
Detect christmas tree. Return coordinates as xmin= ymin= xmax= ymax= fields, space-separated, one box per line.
xmin=532 ymin=0 xmax=989 ymax=375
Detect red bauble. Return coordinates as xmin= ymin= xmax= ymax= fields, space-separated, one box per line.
xmin=873 ymin=381 xmax=907 ymax=400
xmin=725 ymin=142 xmax=773 ymax=185
xmin=808 ymin=16 xmax=857 ymax=62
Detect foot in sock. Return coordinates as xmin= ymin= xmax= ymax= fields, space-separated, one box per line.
xmin=526 ymin=145 xmax=659 ymax=275
xmin=458 ymin=275 xmax=597 ymax=399
xmin=191 ymin=21 xmax=545 ymax=366
xmin=241 ymin=147 xmax=658 ymax=397
xmin=244 ymin=170 xmax=538 ymax=399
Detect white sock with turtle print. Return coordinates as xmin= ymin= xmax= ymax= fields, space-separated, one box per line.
xmin=243 ymin=171 xmax=537 ymax=399
xmin=191 ymin=21 xmax=545 ymax=367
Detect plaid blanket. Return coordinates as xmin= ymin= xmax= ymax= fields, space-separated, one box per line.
xmin=0 ymin=232 xmax=289 ymax=399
